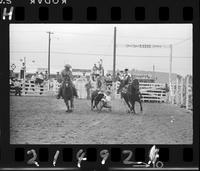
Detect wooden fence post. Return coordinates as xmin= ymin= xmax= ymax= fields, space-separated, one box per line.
xmin=180 ymin=77 xmax=184 ymax=107
xmin=170 ymin=83 xmax=174 ymax=104
xmin=175 ymin=78 xmax=179 ymax=105
xmin=186 ymin=76 xmax=189 ymax=110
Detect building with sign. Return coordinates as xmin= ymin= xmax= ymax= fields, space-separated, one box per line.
xmin=72 ymin=69 xmax=91 ymax=77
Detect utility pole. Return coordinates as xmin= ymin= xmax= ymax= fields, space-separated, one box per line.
xmin=169 ymin=44 xmax=173 ymax=103
xmin=113 ymin=27 xmax=117 ymax=81
xmin=47 ymin=31 xmax=54 ymax=79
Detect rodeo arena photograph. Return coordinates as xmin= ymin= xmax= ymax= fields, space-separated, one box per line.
xmin=9 ymin=24 xmax=193 ymax=144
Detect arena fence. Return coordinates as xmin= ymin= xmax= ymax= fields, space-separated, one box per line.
xmin=10 ymin=80 xmax=167 ymax=102
xmin=10 ymin=81 xmax=58 ymax=96
xmin=10 ymin=76 xmax=192 ymax=111
xmin=113 ymin=82 xmax=167 ymax=103
xmin=169 ymin=75 xmax=192 ymax=110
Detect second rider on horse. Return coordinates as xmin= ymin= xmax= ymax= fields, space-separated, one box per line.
xmin=56 ymin=64 xmax=78 ymax=99
xmin=117 ymin=68 xmax=131 ymax=93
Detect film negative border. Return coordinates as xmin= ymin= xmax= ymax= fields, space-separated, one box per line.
xmin=0 ymin=0 xmax=199 ymax=170
xmin=0 ymin=0 xmax=198 ymax=22
xmin=0 ymin=6 xmax=196 ymax=22
xmin=0 ymin=145 xmax=198 ymax=170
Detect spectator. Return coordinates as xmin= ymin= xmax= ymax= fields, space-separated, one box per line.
xmin=98 ymin=59 xmax=103 ymax=75
xmin=75 ymin=77 xmax=87 ymax=99
xmin=96 ymin=76 xmax=102 ymax=90
xmin=10 ymin=78 xmax=14 ymax=86
xmin=85 ymin=78 xmax=92 ymax=99
xmin=43 ymin=71 xmax=48 ymax=80
xmin=92 ymin=64 xmax=98 ymax=75
xmin=35 ymin=72 xmax=39 ymax=84
xmin=165 ymin=83 xmax=169 ymax=92
xmin=56 ymin=72 xmax=62 ymax=83
xmin=165 ymin=83 xmax=170 ymax=103
xmin=14 ymin=79 xmax=22 ymax=96
xmin=36 ymin=72 xmax=44 ymax=85
xmin=105 ymin=73 xmax=112 ymax=86
xmin=116 ymin=73 xmax=120 ymax=82
xmin=31 ymin=74 xmax=36 ymax=81
xmin=92 ymin=64 xmax=98 ymax=80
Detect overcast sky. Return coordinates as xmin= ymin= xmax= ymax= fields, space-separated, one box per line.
xmin=10 ymin=24 xmax=192 ymax=76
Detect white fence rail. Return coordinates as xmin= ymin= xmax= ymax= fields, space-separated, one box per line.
xmin=113 ymin=82 xmax=167 ymax=102
xmin=170 ymin=75 xmax=192 ymax=110
xmin=10 ymin=75 xmax=192 ymax=110
xmin=10 ymin=81 xmax=57 ymax=96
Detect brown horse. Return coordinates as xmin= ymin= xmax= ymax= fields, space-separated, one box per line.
xmin=61 ymin=79 xmax=74 ymax=112
xmin=118 ymin=79 xmax=143 ymax=114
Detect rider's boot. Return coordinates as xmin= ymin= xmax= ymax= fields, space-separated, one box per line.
xmin=56 ymin=87 xmax=62 ymax=99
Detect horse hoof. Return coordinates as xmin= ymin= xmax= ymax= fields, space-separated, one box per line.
xmin=130 ymin=110 xmax=135 ymax=114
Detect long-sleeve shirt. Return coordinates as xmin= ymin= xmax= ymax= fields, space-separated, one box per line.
xmin=61 ymin=69 xmax=73 ymax=81
xmin=124 ymin=73 xmax=131 ymax=85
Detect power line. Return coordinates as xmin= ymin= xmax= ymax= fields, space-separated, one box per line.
xmin=10 ymin=30 xmax=191 ymax=41
xmin=10 ymin=50 xmax=192 ymax=59
xmin=173 ymin=37 xmax=192 ymax=46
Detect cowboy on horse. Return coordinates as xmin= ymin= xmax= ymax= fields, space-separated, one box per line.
xmin=123 ymin=68 xmax=131 ymax=86
xmin=56 ymin=64 xmax=78 ymax=99
xmin=117 ymin=68 xmax=131 ymax=94
xmin=117 ymin=68 xmax=143 ymax=114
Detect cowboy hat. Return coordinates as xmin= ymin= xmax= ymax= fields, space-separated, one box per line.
xmin=64 ymin=64 xmax=72 ymax=68
xmin=124 ymin=68 xmax=129 ymax=72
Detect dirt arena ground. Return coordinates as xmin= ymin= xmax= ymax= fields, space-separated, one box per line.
xmin=10 ymin=96 xmax=193 ymax=144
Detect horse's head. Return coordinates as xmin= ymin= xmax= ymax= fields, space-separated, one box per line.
xmin=130 ymin=79 xmax=140 ymax=93
xmin=63 ymin=78 xmax=72 ymax=88
xmin=65 ymin=81 xmax=70 ymax=88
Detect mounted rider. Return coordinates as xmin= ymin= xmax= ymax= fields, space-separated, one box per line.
xmin=56 ymin=64 xmax=78 ymax=99
xmin=123 ymin=68 xmax=131 ymax=86
xmin=117 ymin=68 xmax=131 ymax=94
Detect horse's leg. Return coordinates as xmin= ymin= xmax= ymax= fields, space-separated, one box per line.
xmin=123 ymin=95 xmax=132 ymax=113
xmin=130 ymin=100 xmax=136 ymax=114
xmin=91 ymin=96 xmax=94 ymax=110
xmin=66 ymin=100 xmax=69 ymax=112
xmin=137 ymin=99 xmax=143 ymax=112
xmin=135 ymin=93 xmax=143 ymax=112
xmin=71 ymin=98 xmax=74 ymax=112
xmin=129 ymin=99 xmax=135 ymax=114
